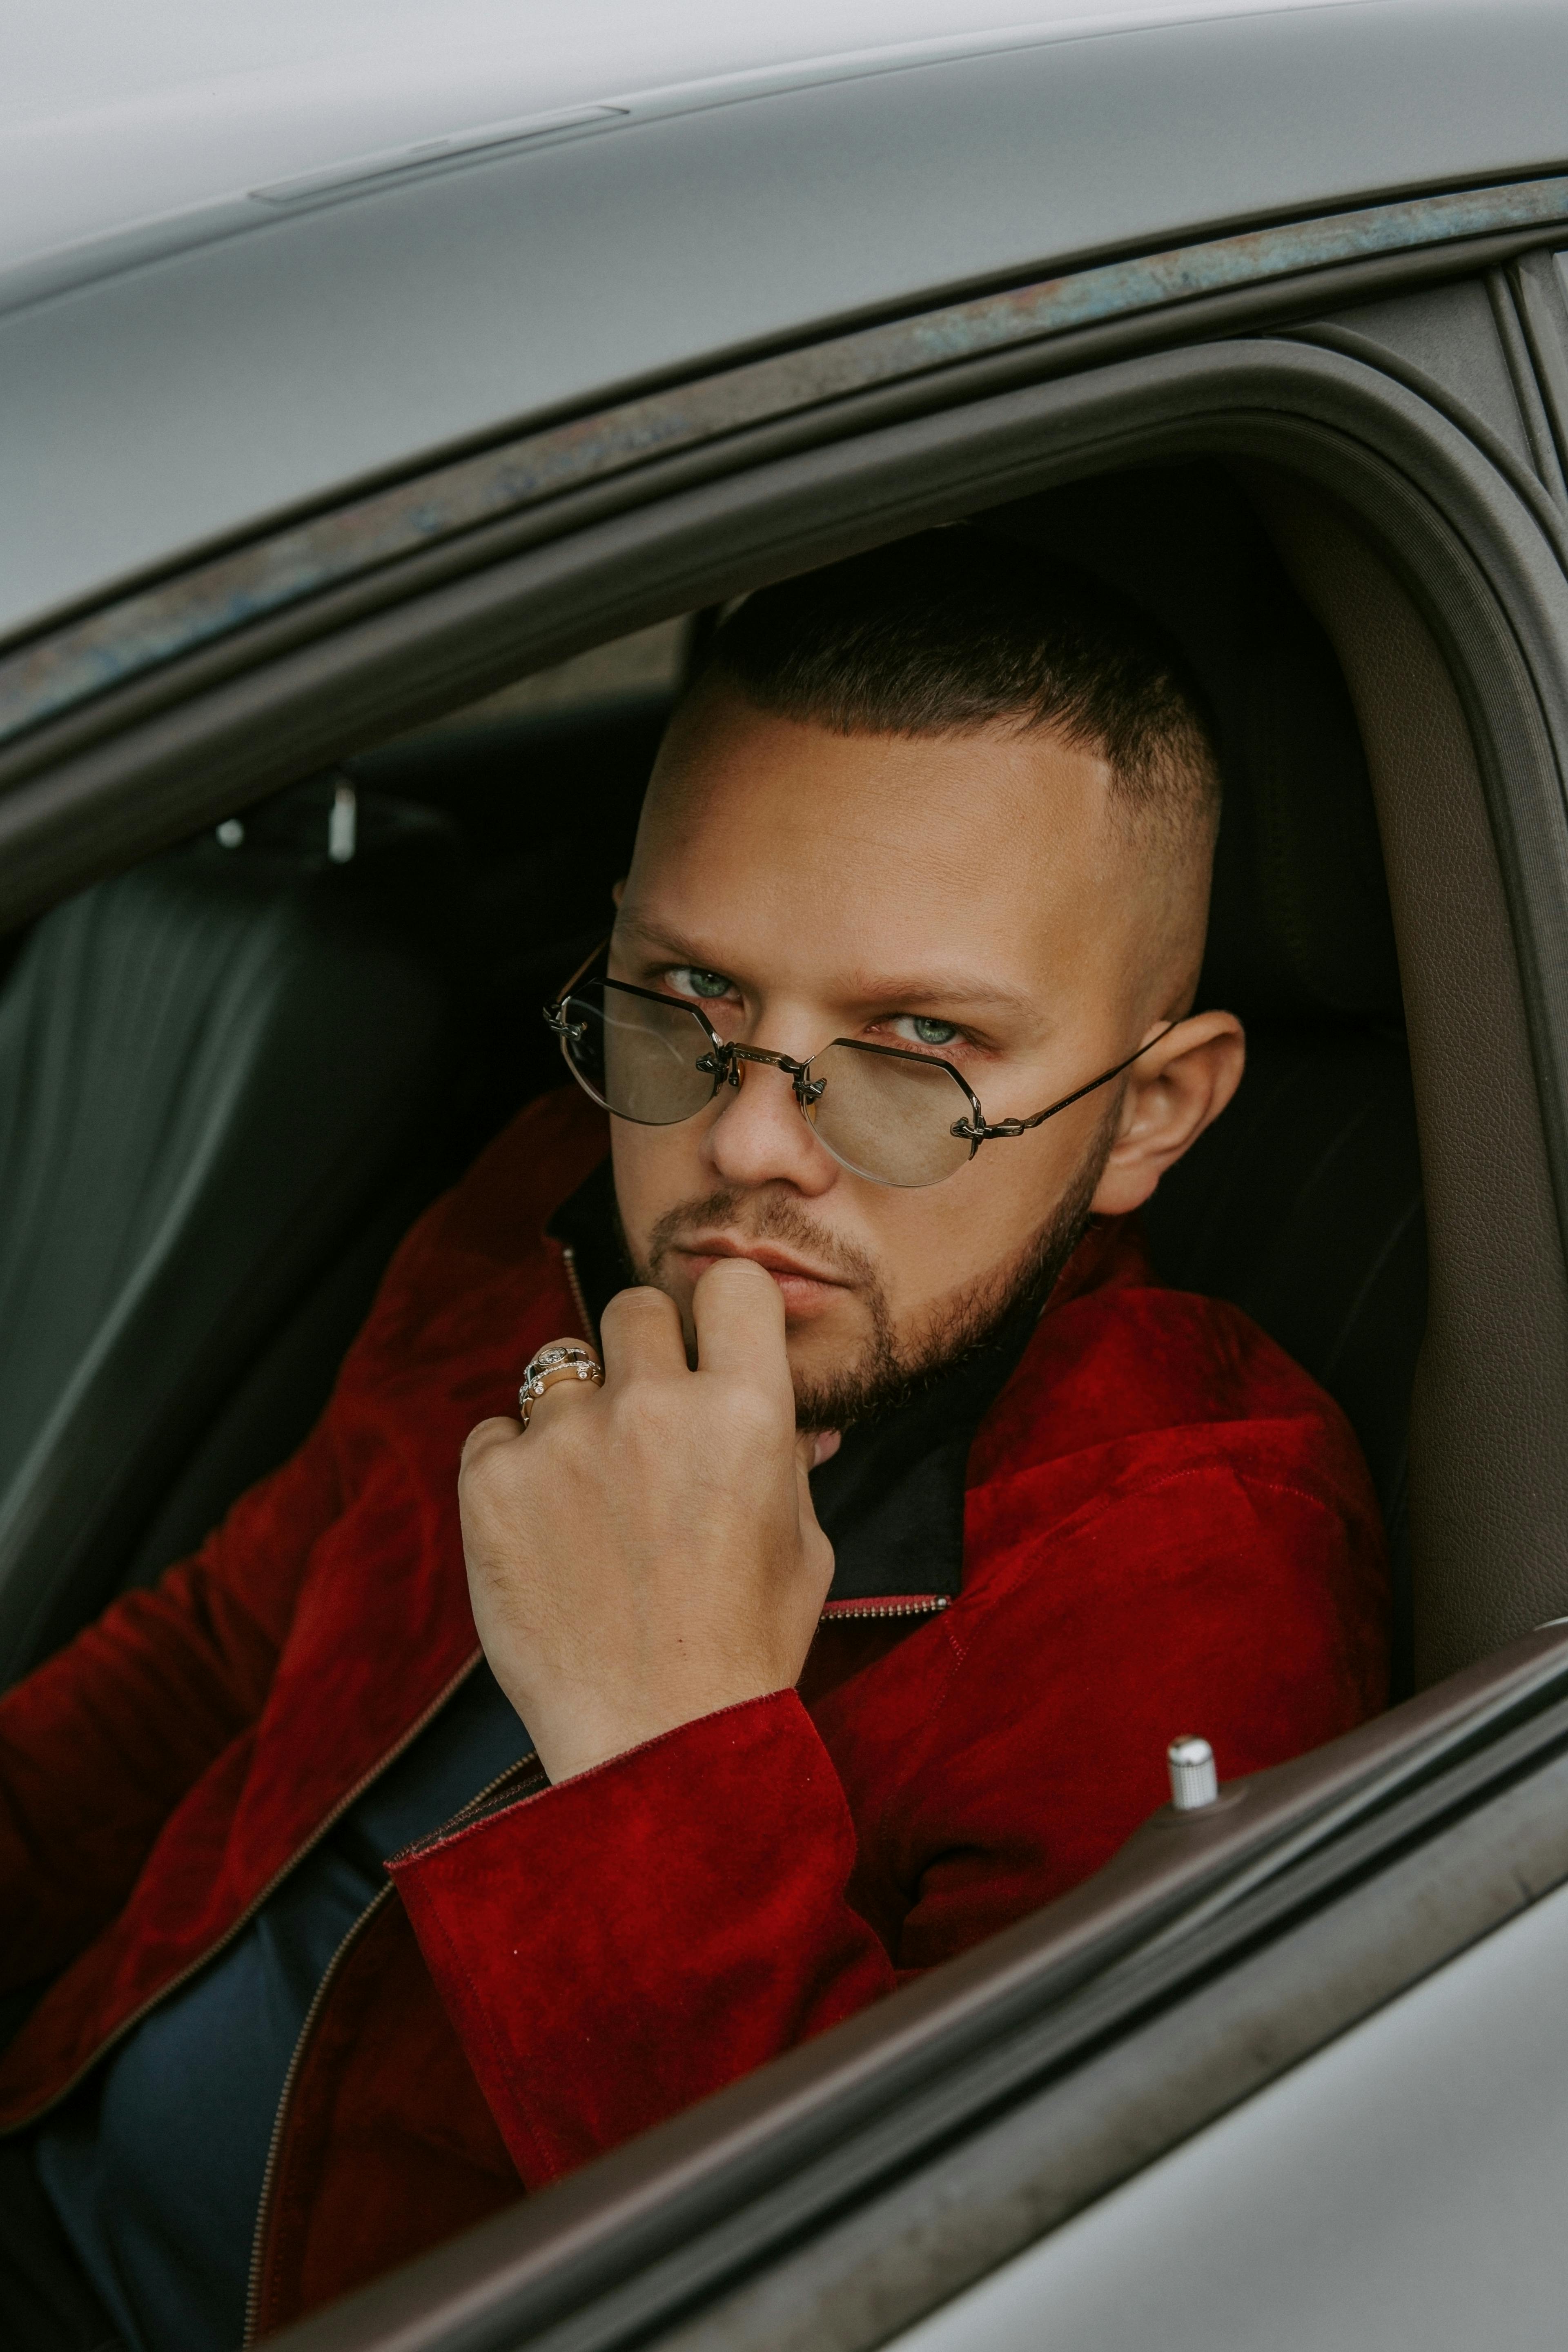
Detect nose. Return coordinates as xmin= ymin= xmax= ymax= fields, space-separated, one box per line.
xmin=703 ymin=1056 xmax=837 ymax=1196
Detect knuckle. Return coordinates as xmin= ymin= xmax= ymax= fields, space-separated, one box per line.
xmin=459 ymin=1432 xmax=503 ymax=1491
xmin=460 ymin=1415 xmax=514 ymax=1465
xmin=603 ymin=1283 xmax=670 ymax=1331
xmin=462 ymin=1440 xmax=515 ymax=1502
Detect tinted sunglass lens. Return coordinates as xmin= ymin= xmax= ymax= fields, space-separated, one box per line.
xmin=805 ymin=1043 xmax=973 ymax=1186
xmin=560 ymin=982 xmax=718 ymax=1125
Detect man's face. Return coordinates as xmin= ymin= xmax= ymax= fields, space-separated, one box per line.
xmin=608 ymin=686 xmax=1203 ymax=1422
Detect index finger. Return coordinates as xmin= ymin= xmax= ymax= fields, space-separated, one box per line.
xmin=598 ymin=1282 xmax=688 ymax=1384
xmin=690 ymin=1255 xmax=790 ymax=1385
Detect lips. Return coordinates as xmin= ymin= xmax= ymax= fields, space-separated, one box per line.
xmin=676 ymin=1234 xmax=849 ymax=1289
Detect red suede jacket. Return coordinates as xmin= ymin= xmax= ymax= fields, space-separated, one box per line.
xmin=0 ymin=1090 xmax=1388 ymax=2335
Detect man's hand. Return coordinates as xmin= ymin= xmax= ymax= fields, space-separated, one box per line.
xmin=459 ymin=1258 xmax=838 ymax=1783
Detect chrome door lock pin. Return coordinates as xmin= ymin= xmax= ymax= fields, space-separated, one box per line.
xmin=1167 ymin=1734 xmax=1219 ymax=1811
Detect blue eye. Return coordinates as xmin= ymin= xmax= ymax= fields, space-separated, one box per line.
xmin=911 ymin=1016 xmax=958 ymax=1046
xmin=683 ymin=968 xmax=731 ymax=1000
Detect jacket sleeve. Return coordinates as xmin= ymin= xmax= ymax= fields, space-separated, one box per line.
xmin=0 ymin=1416 xmax=343 ymax=1990
xmin=390 ymin=1693 xmax=892 ymax=2188
xmin=390 ymin=1457 xmax=1387 ymax=2191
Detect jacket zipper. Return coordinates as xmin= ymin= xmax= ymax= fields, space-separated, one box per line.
xmin=559 ymin=1241 xmax=594 ymax=1339
xmin=5 ymin=1652 xmax=487 ymax=2136
xmin=819 ymin=1596 xmax=950 ymax=1623
xmin=242 ymin=1748 xmax=536 ymax=2348
xmin=241 ymin=1881 xmax=396 ymax=2348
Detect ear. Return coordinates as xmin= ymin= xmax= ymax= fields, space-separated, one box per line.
xmin=1089 ymin=1010 xmax=1246 ymax=1217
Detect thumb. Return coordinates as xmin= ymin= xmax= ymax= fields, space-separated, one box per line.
xmin=794 ymin=1428 xmax=838 ymax=1596
xmin=796 ymin=1426 xmax=841 ymax=1477
xmin=793 ymin=1425 xmax=840 ymax=1533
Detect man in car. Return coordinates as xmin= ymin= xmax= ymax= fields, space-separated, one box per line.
xmin=0 ymin=532 xmax=1387 ymax=2352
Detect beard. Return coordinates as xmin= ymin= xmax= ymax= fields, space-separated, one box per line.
xmin=631 ymin=1102 xmax=1120 ymax=1432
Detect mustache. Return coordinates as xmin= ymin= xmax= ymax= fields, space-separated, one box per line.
xmin=641 ymin=1187 xmax=881 ymax=1290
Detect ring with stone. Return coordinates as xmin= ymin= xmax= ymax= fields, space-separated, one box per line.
xmin=518 ymin=1339 xmax=604 ymax=1429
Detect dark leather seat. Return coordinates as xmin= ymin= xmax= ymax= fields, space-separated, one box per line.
xmin=987 ymin=465 xmax=1426 ymax=1690
xmin=0 ymin=787 xmax=465 ymax=1686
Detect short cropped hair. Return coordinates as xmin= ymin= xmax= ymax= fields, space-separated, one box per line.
xmin=689 ymin=529 xmax=1221 ymax=857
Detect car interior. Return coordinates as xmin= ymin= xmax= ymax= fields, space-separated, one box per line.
xmin=0 ymin=452 xmax=1495 ymax=1752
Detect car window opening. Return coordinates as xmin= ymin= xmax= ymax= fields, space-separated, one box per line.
xmin=0 ymin=453 xmax=1439 ymax=2348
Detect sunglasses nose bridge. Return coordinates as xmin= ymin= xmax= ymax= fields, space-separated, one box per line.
xmin=708 ymin=1041 xmax=831 ymax=1128
xmin=719 ymin=1041 xmax=815 ymax=1085
xmin=724 ymin=1042 xmax=803 ymax=1069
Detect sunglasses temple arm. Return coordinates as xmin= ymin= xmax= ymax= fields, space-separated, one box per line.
xmin=543 ymin=936 xmax=612 ymax=1022
xmin=968 ymin=1022 xmax=1176 ymax=1142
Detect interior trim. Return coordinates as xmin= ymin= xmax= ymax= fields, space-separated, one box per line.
xmin=1251 ymin=472 xmax=1568 ymax=1679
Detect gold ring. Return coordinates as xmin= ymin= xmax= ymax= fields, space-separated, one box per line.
xmin=518 ymin=1339 xmax=604 ymax=1429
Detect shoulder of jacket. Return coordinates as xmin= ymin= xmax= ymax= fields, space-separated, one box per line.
xmin=970 ymin=1272 xmax=1354 ymax=1491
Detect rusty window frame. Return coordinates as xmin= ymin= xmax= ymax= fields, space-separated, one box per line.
xmin=7 ymin=172 xmax=1568 ymax=756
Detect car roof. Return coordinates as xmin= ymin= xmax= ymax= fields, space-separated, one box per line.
xmin=2 ymin=1 xmax=1346 ymax=279
xmin=3 ymin=0 xmax=1567 ymax=643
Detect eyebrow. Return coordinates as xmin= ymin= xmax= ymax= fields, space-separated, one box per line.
xmin=615 ymin=915 xmax=1036 ymax=1020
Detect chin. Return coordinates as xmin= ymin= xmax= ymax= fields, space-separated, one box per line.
xmin=784 ymin=1316 xmax=869 ymax=1395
